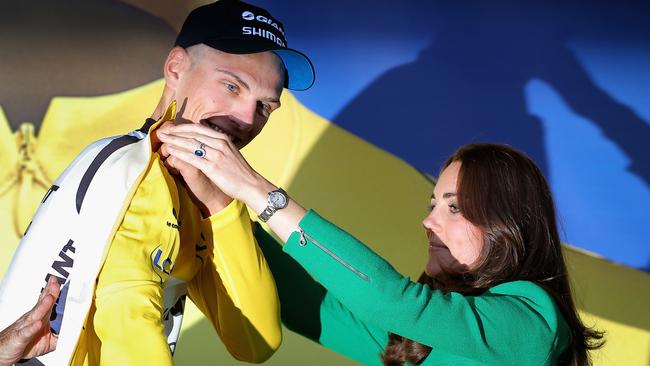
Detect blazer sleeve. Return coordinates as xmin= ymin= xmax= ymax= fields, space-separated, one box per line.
xmin=283 ymin=210 xmax=568 ymax=365
xmin=186 ymin=200 xmax=281 ymax=363
xmin=255 ymin=225 xmax=390 ymax=365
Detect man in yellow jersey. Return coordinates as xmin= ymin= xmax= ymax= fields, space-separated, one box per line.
xmin=1 ymin=0 xmax=314 ymax=365
xmin=72 ymin=0 xmax=315 ymax=364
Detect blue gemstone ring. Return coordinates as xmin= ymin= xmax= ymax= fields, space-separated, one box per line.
xmin=194 ymin=142 xmax=207 ymax=158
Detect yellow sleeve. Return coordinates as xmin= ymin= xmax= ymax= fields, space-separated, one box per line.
xmin=186 ymin=199 xmax=281 ymax=363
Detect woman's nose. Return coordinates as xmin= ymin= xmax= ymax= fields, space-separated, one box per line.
xmin=422 ymin=210 xmax=438 ymax=231
xmin=422 ymin=210 xmax=435 ymax=230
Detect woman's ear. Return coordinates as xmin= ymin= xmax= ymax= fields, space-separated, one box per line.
xmin=163 ymin=46 xmax=188 ymax=90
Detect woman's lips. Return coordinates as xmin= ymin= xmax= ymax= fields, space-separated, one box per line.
xmin=429 ymin=241 xmax=448 ymax=250
xmin=427 ymin=231 xmax=448 ymax=250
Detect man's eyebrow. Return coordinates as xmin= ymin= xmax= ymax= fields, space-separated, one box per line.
xmin=262 ymin=96 xmax=281 ymax=105
xmin=216 ymin=68 xmax=250 ymax=91
xmin=216 ymin=68 xmax=281 ymax=105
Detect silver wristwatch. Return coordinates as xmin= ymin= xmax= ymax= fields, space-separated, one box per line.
xmin=258 ymin=188 xmax=289 ymax=222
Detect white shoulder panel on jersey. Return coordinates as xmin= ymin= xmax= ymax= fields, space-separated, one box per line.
xmin=0 ymin=131 xmax=152 ymax=365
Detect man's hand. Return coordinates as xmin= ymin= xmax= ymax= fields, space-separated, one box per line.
xmin=155 ymin=121 xmax=234 ymax=217
xmin=0 ymin=277 xmax=61 ymax=366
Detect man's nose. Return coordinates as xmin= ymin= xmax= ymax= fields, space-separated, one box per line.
xmin=231 ymin=101 xmax=257 ymax=131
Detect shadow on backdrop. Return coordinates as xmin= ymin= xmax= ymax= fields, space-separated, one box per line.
xmin=333 ymin=0 xmax=650 ymax=185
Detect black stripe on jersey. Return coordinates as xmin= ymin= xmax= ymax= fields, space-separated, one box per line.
xmin=17 ymin=358 xmax=46 ymax=365
xmin=41 ymin=185 xmax=59 ymax=204
xmin=138 ymin=118 xmax=157 ymax=134
xmin=75 ymin=134 xmax=139 ymax=214
xmin=75 ymin=118 xmax=154 ymax=213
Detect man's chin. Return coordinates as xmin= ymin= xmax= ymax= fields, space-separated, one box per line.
xmin=234 ymin=140 xmax=249 ymax=150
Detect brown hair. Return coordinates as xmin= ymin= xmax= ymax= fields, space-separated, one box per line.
xmin=382 ymin=144 xmax=604 ymax=366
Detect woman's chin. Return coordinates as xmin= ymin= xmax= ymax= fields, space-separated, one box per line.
xmin=425 ymin=263 xmax=441 ymax=277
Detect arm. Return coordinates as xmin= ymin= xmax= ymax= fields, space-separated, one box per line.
xmin=278 ymin=210 xmax=565 ymax=364
xmin=186 ymin=199 xmax=281 ymax=363
xmin=242 ymin=185 xmax=563 ymax=364
xmin=255 ymin=225 xmax=390 ymax=365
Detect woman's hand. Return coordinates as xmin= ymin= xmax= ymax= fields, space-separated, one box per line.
xmin=155 ymin=122 xmax=235 ymax=217
xmin=157 ymin=123 xmax=272 ymax=212
xmin=0 ymin=277 xmax=60 ymax=366
xmin=160 ymin=122 xmax=308 ymax=242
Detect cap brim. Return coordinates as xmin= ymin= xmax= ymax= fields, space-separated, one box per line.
xmin=272 ymin=49 xmax=315 ymax=91
xmin=200 ymin=38 xmax=315 ymax=91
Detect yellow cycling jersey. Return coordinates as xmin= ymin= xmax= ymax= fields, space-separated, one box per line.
xmin=69 ymin=122 xmax=281 ymax=365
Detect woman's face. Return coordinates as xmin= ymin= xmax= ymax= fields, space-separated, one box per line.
xmin=422 ymin=161 xmax=483 ymax=277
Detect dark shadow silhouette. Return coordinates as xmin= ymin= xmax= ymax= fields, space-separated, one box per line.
xmin=173 ymin=295 xmax=278 ymax=365
xmin=254 ymin=224 xmax=326 ymax=342
xmin=333 ymin=0 xmax=650 ymax=185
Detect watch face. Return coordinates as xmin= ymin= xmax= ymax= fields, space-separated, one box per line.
xmin=269 ymin=191 xmax=288 ymax=209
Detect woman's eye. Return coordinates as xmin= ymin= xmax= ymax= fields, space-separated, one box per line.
xmin=448 ymin=204 xmax=460 ymax=214
xmin=427 ymin=199 xmax=437 ymax=212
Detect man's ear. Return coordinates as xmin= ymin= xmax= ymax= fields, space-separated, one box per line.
xmin=164 ymin=46 xmax=188 ymax=89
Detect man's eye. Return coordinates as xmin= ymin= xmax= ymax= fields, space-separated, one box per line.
xmin=426 ymin=204 xmax=435 ymax=212
xmin=448 ymin=204 xmax=460 ymax=214
xmin=225 ymin=83 xmax=238 ymax=93
xmin=258 ymin=102 xmax=272 ymax=116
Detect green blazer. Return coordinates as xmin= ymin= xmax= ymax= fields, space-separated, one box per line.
xmin=256 ymin=210 xmax=570 ymax=365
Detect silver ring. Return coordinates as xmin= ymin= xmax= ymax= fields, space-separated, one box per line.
xmin=194 ymin=142 xmax=207 ymax=158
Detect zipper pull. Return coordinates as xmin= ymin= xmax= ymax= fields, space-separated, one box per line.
xmin=298 ymin=229 xmax=308 ymax=246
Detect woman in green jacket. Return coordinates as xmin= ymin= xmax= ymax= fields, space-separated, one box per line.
xmin=160 ymin=126 xmax=603 ymax=365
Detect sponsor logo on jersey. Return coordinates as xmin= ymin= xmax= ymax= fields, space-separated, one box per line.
xmin=43 ymin=239 xmax=76 ymax=335
xmin=151 ymin=245 xmax=174 ymax=284
xmin=166 ymin=208 xmax=181 ymax=230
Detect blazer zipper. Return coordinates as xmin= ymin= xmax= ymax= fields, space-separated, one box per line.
xmin=299 ymin=229 xmax=370 ymax=282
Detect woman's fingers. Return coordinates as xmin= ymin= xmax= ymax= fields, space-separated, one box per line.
xmin=168 ymin=122 xmax=232 ymax=141
xmin=158 ymin=132 xmax=232 ymax=156
xmin=166 ymin=145 xmax=212 ymax=172
xmin=160 ymin=123 xmax=260 ymax=202
xmin=158 ymin=133 xmax=199 ymax=152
